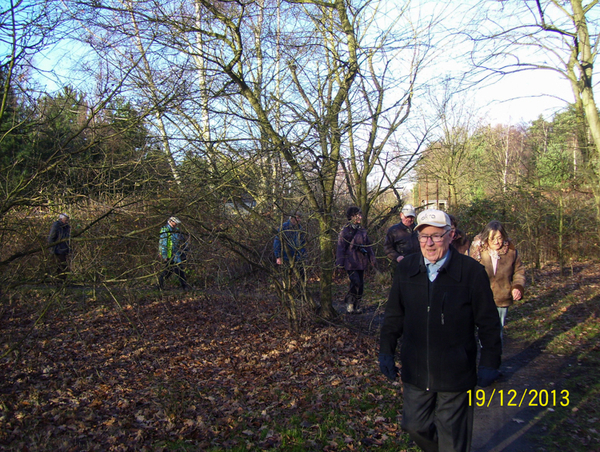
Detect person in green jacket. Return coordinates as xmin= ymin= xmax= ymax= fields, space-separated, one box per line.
xmin=157 ymin=216 xmax=189 ymax=290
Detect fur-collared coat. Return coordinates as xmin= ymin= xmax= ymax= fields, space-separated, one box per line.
xmin=470 ymin=236 xmax=526 ymax=308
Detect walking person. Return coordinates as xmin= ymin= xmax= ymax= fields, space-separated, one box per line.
xmin=336 ymin=206 xmax=377 ymax=314
xmin=383 ymin=204 xmax=419 ymax=269
xmin=274 ymin=213 xmax=306 ymax=267
xmin=157 ymin=216 xmax=189 ymax=290
xmin=273 ymin=212 xmax=313 ymax=308
xmin=379 ymin=209 xmax=502 ymax=452
xmin=48 ymin=213 xmax=71 ymax=281
xmin=469 ymin=220 xmax=525 ymax=333
xmin=448 ymin=214 xmax=470 ymax=255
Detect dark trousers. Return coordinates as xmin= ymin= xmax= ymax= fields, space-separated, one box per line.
xmin=54 ymin=254 xmax=69 ymax=280
xmin=159 ymin=259 xmax=187 ymax=288
xmin=401 ymin=382 xmax=474 ymax=452
xmin=345 ymin=270 xmax=364 ymax=307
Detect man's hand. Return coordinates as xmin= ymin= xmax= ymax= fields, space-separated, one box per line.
xmin=378 ymin=354 xmax=398 ymax=381
xmin=396 ymin=256 xmax=404 ymax=263
xmin=276 ymin=257 xmax=283 ymax=265
xmin=477 ymin=366 xmax=500 ymax=387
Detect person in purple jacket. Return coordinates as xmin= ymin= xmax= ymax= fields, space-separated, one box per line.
xmin=336 ymin=206 xmax=377 ymax=314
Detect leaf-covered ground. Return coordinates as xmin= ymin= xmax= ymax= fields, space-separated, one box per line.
xmin=1 ymin=262 xmax=599 ymax=451
xmin=0 ymin=286 xmax=413 ymax=451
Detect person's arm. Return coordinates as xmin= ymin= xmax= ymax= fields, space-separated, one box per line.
xmin=366 ymin=233 xmax=377 ymax=267
xmin=511 ymin=251 xmax=526 ymax=300
xmin=379 ymin=272 xmax=405 ymax=355
xmin=472 ymin=266 xmax=502 ymax=370
xmin=159 ymin=227 xmax=169 ymax=260
xmin=273 ymin=228 xmax=282 ymax=264
xmin=378 ymin=271 xmax=405 ymax=380
xmin=335 ymin=229 xmax=348 ymax=267
xmin=48 ymin=222 xmax=58 ymax=244
xmin=471 ymin=264 xmax=502 ymax=386
xmin=383 ymin=228 xmax=400 ymax=261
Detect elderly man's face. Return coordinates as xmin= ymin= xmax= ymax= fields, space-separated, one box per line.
xmin=419 ymin=225 xmax=452 ymax=263
xmin=401 ymin=213 xmax=415 ymax=228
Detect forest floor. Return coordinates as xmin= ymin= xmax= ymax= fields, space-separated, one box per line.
xmin=0 ymin=262 xmax=598 ymax=451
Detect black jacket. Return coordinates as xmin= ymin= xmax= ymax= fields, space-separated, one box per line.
xmin=383 ymin=222 xmax=419 ymax=261
xmin=48 ymin=221 xmax=71 ymax=255
xmin=380 ymin=248 xmax=501 ymax=392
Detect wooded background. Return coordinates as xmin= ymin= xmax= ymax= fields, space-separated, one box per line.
xmin=2 ymin=0 xmax=599 ymax=330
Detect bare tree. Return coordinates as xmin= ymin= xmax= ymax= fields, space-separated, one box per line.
xmin=468 ymin=0 xmax=600 ymax=222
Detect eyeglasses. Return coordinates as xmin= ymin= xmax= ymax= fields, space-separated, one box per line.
xmin=418 ymin=229 xmax=450 ymax=243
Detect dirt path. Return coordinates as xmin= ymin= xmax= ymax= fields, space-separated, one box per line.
xmin=471 ymin=333 xmax=571 ymax=451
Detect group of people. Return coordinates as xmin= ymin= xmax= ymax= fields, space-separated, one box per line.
xmin=274 ymin=205 xmax=524 ymax=452
xmin=48 ymin=206 xmax=524 ymax=451
xmin=378 ymin=206 xmax=525 ymax=452
xmin=47 ymin=214 xmax=191 ymax=290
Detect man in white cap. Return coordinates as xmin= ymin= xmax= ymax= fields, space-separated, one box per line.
xmin=379 ymin=209 xmax=501 ymax=452
xmin=157 ymin=216 xmax=189 ymax=290
xmin=384 ymin=204 xmax=419 ymax=269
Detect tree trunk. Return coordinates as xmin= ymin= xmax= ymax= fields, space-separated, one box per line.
xmin=317 ymin=215 xmax=337 ymax=319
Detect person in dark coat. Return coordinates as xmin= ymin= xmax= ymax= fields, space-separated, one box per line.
xmin=448 ymin=214 xmax=471 ymax=255
xmin=336 ymin=206 xmax=376 ymax=314
xmin=379 ymin=209 xmax=502 ymax=452
xmin=48 ymin=213 xmax=71 ymax=280
xmin=383 ymin=204 xmax=419 ymax=269
xmin=273 ymin=212 xmax=312 ymax=307
xmin=274 ymin=213 xmax=306 ymax=266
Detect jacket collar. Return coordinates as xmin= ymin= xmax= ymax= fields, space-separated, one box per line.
xmin=410 ymin=247 xmax=461 ymax=282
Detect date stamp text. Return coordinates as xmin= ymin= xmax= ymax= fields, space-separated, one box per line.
xmin=468 ymin=389 xmax=570 ymax=407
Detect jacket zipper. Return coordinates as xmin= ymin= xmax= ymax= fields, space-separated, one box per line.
xmin=441 ymin=292 xmax=447 ymax=325
xmin=426 ymin=280 xmax=431 ymax=391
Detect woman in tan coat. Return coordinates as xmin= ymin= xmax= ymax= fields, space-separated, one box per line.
xmin=470 ymin=220 xmax=525 ymax=332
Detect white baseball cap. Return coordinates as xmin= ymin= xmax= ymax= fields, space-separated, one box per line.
xmin=401 ymin=204 xmax=416 ymax=217
xmin=415 ymin=209 xmax=451 ymax=231
xmin=169 ymin=216 xmax=181 ymax=224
